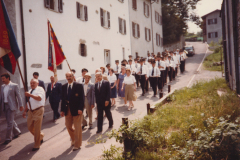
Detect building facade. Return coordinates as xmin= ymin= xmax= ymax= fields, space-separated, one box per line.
xmin=221 ymin=0 xmax=240 ymax=94
xmin=202 ymin=10 xmax=222 ymax=44
xmin=0 ymin=0 xmax=163 ymax=90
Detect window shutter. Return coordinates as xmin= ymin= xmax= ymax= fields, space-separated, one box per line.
xmin=145 ymin=28 xmax=147 ymax=40
xmin=143 ymin=2 xmax=145 ymax=15
xmin=149 ymin=29 xmax=151 ymax=41
xmin=76 ymin=2 xmax=80 ymax=18
xmin=155 ymin=11 xmax=157 ymax=22
xmin=84 ymin=6 xmax=88 ymax=21
xmin=147 ymin=5 xmax=149 ymax=17
xmin=159 ymin=35 xmax=161 ymax=46
xmin=208 ymin=19 xmax=210 ymax=25
xmin=137 ymin=24 xmax=140 ymax=38
xmin=208 ymin=33 xmax=211 ymax=38
xmin=80 ymin=44 xmax=84 ymax=56
xmin=119 ymin=18 xmax=122 ymax=33
xmin=84 ymin=44 xmax=87 ymax=56
xmin=124 ymin=20 xmax=126 ymax=34
xmin=215 ymin=18 xmax=217 ymax=24
xmin=132 ymin=22 xmax=135 ymax=37
xmin=215 ymin=32 xmax=218 ymax=38
xmin=58 ymin=0 xmax=63 ymax=13
xmin=100 ymin=8 xmax=104 ymax=27
xmin=160 ymin=15 xmax=162 ymax=25
xmin=44 ymin=0 xmax=50 ymax=8
xmin=156 ymin=33 xmax=158 ymax=45
xmin=107 ymin=12 xmax=110 ymax=28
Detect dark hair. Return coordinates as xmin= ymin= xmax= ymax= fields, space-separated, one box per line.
xmin=71 ymin=69 xmax=76 ymax=73
xmin=109 ymin=68 xmax=114 ymax=73
xmin=100 ymin=67 xmax=105 ymax=73
xmin=33 ymin=72 xmax=39 ymax=76
xmin=1 ymin=73 xmax=10 ymax=80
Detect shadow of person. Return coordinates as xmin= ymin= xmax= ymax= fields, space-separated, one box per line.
xmin=85 ymin=129 xmax=111 ymax=148
xmin=49 ymin=147 xmax=80 ymax=160
xmin=8 ymin=143 xmax=37 ymax=160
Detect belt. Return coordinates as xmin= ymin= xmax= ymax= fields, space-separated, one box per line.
xmin=32 ymin=106 xmax=43 ymax=111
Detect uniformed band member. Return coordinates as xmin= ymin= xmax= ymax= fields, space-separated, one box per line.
xmin=149 ymin=61 xmax=160 ymax=97
xmin=136 ymin=59 xmax=148 ymax=96
xmin=167 ymin=56 xmax=174 ymax=82
xmin=76 ymin=68 xmax=89 ymax=83
xmin=180 ymin=49 xmax=185 ymax=73
xmin=114 ymin=60 xmax=120 ymax=79
xmin=158 ymin=56 xmax=166 ymax=92
xmin=106 ymin=64 xmax=111 ymax=75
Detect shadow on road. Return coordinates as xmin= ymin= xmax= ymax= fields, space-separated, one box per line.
xmin=49 ymin=147 xmax=80 ymax=160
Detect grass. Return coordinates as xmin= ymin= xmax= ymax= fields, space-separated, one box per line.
xmin=104 ymin=78 xmax=240 ymax=159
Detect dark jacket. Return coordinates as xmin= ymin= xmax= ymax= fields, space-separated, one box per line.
xmin=61 ymin=82 xmax=84 ymax=116
xmin=38 ymin=80 xmax=45 ymax=91
xmin=46 ymin=82 xmax=62 ymax=104
xmin=95 ymin=80 xmax=111 ymax=107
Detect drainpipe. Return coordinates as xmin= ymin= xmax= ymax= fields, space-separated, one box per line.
xmin=150 ymin=1 xmax=154 ymax=54
xmin=232 ymin=0 xmax=240 ymax=94
xmin=20 ymin=0 xmax=28 ymax=89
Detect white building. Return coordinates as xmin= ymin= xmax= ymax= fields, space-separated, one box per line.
xmin=1 ymin=0 xmax=163 ymax=89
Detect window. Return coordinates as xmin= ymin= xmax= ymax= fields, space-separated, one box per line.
xmin=119 ymin=18 xmax=126 ymax=35
xmin=156 ymin=33 xmax=161 ymax=46
xmin=132 ymin=22 xmax=140 ymax=38
xmin=208 ymin=18 xmax=217 ymax=25
xmin=76 ymin=2 xmax=88 ymax=21
xmin=155 ymin=12 xmax=162 ymax=25
xmin=208 ymin=32 xmax=218 ymax=38
xmin=104 ymin=50 xmax=111 ymax=65
xmin=118 ymin=0 xmax=124 ymax=3
xmin=122 ymin=48 xmax=125 ymax=59
xmin=100 ymin=8 xmax=110 ymax=29
xmin=132 ymin=0 xmax=137 ymax=10
xmin=57 ymin=64 xmax=62 ymax=70
xmin=160 ymin=15 xmax=162 ymax=25
xmin=143 ymin=2 xmax=149 ymax=17
xmin=145 ymin=28 xmax=151 ymax=41
xmin=161 ymin=37 xmax=163 ymax=46
xmin=44 ymin=0 xmax=63 ymax=13
xmin=80 ymin=43 xmax=87 ymax=57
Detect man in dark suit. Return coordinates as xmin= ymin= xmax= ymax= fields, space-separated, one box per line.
xmin=61 ymin=72 xmax=84 ymax=151
xmin=46 ymin=76 xmax=62 ymax=122
xmin=95 ymin=72 xmax=113 ymax=134
xmin=33 ymin=72 xmax=45 ymax=91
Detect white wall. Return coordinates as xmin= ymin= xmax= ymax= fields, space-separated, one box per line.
xmin=16 ymin=0 xmax=131 ymax=85
xmin=129 ymin=0 xmax=163 ymax=58
xmin=206 ymin=11 xmax=222 ymax=44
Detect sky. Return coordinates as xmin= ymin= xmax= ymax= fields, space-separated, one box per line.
xmin=187 ymin=0 xmax=222 ymax=33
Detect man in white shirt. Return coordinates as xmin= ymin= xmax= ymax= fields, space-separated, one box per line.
xmin=134 ymin=59 xmax=140 ymax=87
xmin=170 ymin=52 xmax=176 ymax=80
xmin=105 ymin=64 xmax=111 ymax=75
xmin=1 ymin=73 xmax=24 ymax=145
xmin=164 ymin=55 xmax=169 ymax=84
xmin=128 ymin=60 xmax=136 ymax=74
xmin=76 ymin=68 xmax=89 ymax=84
xmin=167 ymin=56 xmax=175 ymax=82
xmin=146 ymin=52 xmax=151 ymax=61
xmin=128 ymin=55 xmax=135 ymax=66
xmin=157 ymin=56 xmax=166 ymax=92
xmin=148 ymin=61 xmax=160 ymax=97
xmin=23 ymin=78 xmax=45 ymax=151
xmin=180 ymin=49 xmax=186 ymax=73
xmin=136 ymin=59 xmax=148 ymax=96
xmin=114 ymin=60 xmax=121 ymax=79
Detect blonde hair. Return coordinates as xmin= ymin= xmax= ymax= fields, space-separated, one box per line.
xmin=102 ymin=75 xmax=108 ymax=81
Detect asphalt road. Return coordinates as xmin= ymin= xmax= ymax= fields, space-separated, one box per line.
xmin=0 ymin=42 xmax=221 ymax=160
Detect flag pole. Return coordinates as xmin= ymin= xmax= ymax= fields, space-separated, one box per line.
xmin=65 ymin=59 xmax=76 ymax=81
xmin=16 ymin=61 xmax=32 ymax=111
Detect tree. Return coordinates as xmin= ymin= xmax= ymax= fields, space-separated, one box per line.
xmin=162 ymin=0 xmax=201 ymax=45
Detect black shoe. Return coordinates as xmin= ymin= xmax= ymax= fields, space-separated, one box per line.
xmin=141 ymin=93 xmax=144 ymax=96
xmin=82 ymin=125 xmax=87 ymax=130
xmin=108 ymin=125 xmax=113 ymax=129
xmin=13 ymin=133 xmax=21 ymax=139
xmin=32 ymin=148 xmax=39 ymax=151
xmin=40 ymin=139 xmax=43 ymax=145
xmin=89 ymin=126 xmax=93 ymax=129
xmin=96 ymin=130 xmax=102 ymax=134
xmin=3 ymin=140 xmax=11 ymax=145
xmin=73 ymin=147 xmax=80 ymax=151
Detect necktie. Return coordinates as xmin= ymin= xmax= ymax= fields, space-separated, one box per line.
xmin=51 ymin=83 xmax=54 ymax=90
xmin=152 ymin=68 xmax=154 ymax=76
xmin=67 ymin=85 xmax=72 ymax=101
xmin=82 ymin=78 xmax=84 ymax=83
xmin=98 ymin=82 xmax=101 ymax=91
xmin=158 ymin=61 xmax=160 ymax=67
xmin=117 ymin=65 xmax=118 ymax=72
xmin=140 ymin=65 xmax=142 ymax=74
xmin=172 ymin=57 xmax=174 ymax=61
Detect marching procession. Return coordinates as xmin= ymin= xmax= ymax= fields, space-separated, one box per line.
xmin=1 ymin=49 xmax=188 ymax=152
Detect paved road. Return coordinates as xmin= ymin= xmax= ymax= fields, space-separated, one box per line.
xmin=0 ymin=42 xmax=221 ymax=160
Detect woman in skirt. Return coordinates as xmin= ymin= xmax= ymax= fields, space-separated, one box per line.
xmin=121 ymin=68 xmax=136 ymax=110
xmin=108 ymin=68 xmax=117 ymax=106
xmin=117 ymin=66 xmax=127 ymax=106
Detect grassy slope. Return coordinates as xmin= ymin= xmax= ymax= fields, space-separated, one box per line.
xmin=203 ymin=51 xmax=223 ymax=71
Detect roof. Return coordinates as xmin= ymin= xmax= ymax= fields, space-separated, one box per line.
xmin=201 ymin=9 xmax=221 ymax=19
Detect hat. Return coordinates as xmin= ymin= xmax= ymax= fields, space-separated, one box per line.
xmin=84 ymin=73 xmax=92 ymax=78
xmin=95 ymin=72 xmax=102 ymax=75
xmin=128 ymin=59 xmax=132 ymax=62
xmin=128 ymin=55 xmax=132 ymax=57
xmin=82 ymin=68 xmax=88 ymax=73
xmin=115 ymin=60 xmax=119 ymax=63
xmin=106 ymin=64 xmax=110 ymax=67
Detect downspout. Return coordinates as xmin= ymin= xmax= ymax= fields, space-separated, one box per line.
xmin=150 ymin=2 xmax=154 ymax=54
xmin=232 ymin=0 xmax=240 ymax=94
xmin=20 ymin=0 xmax=28 ymax=89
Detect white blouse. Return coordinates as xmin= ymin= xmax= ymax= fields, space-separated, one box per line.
xmin=123 ymin=75 xmax=136 ymax=85
xmin=108 ymin=74 xmax=117 ymax=83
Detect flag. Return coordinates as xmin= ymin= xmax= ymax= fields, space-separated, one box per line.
xmin=48 ymin=20 xmax=66 ymax=81
xmin=0 ymin=0 xmax=21 ymax=74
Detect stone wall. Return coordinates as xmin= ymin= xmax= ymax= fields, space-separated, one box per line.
xmin=163 ymin=35 xmax=186 ymax=51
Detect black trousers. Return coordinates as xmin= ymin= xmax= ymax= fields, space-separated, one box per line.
xmin=168 ymin=67 xmax=173 ymax=82
xmin=183 ymin=60 xmax=186 ymax=71
xmin=135 ymin=74 xmax=140 ymax=87
xmin=97 ymin=103 xmax=113 ymax=132
xmin=145 ymin=79 xmax=149 ymax=92
xmin=165 ymin=68 xmax=168 ymax=83
xmin=172 ymin=67 xmax=176 ymax=80
xmin=180 ymin=61 xmax=184 ymax=73
xmin=160 ymin=70 xmax=165 ymax=88
xmin=139 ymin=75 xmax=146 ymax=94
xmin=50 ymin=102 xmax=60 ymax=120
xmin=175 ymin=67 xmax=178 ymax=76
xmin=149 ymin=77 xmax=158 ymax=95
xmin=115 ymin=73 xmax=119 ymax=80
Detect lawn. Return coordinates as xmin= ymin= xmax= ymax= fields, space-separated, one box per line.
xmin=103 ymin=78 xmax=240 ymax=160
